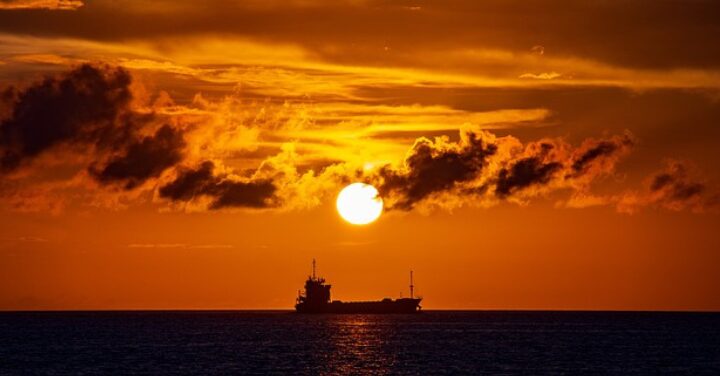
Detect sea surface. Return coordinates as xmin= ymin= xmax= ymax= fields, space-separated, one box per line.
xmin=1 ymin=311 xmax=719 ymax=375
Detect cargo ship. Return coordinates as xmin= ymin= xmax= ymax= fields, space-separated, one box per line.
xmin=295 ymin=260 xmax=422 ymax=314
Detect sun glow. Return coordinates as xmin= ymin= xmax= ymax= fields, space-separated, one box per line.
xmin=336 ymin=183 xmax=383 ymax=225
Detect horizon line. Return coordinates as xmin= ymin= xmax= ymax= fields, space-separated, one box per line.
xmin=2 ymin=308 xmax=719 ymax=314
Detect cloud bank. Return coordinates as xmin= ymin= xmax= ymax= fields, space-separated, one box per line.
xmin=0 ymin=64 xmax=715 ymax=215
xmin=371 ymin=129 xmax=635 ymax=211
xmin=0 ymin=64 xmax=187 ymax=192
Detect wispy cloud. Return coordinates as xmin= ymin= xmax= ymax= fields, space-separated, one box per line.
xmin=0 ymin=0 xmax=83 ymax=10
xmin=127 ymin=243 xmax=235 ymax=249
xmin=17 ymin=236 xmax=48 ymax=242
xmin=519 ymin=72 xmax=563 ymax=80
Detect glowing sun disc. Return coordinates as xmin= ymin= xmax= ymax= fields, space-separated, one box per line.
xmin=336 ymin=183 xmax=383 ymax=225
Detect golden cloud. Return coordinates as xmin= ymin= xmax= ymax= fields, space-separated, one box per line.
xmin=0 ymin=0 xmax=83 ymax=10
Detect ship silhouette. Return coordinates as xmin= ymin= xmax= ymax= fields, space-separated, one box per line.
xmin=295 ymin=259 xmax=422 ymax=314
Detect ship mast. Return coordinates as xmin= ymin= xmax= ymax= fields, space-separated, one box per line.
xmin=312 ymin=258 xmax=316 ymax=280
xmin=410 ymin=270 xmax=414 ymax=299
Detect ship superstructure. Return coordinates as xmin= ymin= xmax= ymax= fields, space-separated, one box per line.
xmin=295 ymin=260 xmax=422 ymax=314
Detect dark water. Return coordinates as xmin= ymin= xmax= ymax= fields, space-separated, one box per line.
xmin=1 ymin=311 xmax=719 ymax=375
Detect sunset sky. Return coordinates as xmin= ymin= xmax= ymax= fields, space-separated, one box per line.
xmin=1 ymin=0 xmax=719 ymax=311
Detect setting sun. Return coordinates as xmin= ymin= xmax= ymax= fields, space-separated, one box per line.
xmin=336 ymin=183 xmax=383 ymax=225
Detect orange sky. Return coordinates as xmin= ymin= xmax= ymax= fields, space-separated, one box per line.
xmin=0 ymin=0 xmax=719 ymax=311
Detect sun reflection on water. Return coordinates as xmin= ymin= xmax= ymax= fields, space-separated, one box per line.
xmin=314 ymin=315 xmax=399 ymax=375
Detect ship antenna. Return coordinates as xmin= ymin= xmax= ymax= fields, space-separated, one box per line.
xmin=312 ymin=258 xmax=316 ymax=280
xmin=410 ymin=270 xmax=414 ymax=299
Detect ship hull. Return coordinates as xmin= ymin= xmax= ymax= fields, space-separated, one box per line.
xmin=296 ymin=298 xmax=421 ymax=314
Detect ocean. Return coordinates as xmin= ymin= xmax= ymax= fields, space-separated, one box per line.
xmin=1 ymin=311 xmax=719 ymax=374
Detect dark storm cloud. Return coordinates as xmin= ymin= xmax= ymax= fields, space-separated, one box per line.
xmin=0 ymin=86 xmax=16 ymax=121
xmin=0 ymin=64 xmax=133 ymax=171
xmin=373 ymin=130 xmax=636 ymax=210
xmin=572 ymin=142 xmax=619 ymax=173
xmin=0 ymin=85 xmax=16 ymax=103
xmin=496 ymin=144 xmax=562 ymax=198
xmin=374 ymin=132 xmax=497 ymax=210
xmin=1 ymin=0 xmax=720 ymax=69
xmin=649 ymin=161 xmax=705 ymax=202
xmin=618 ymin=160 xmax=718 ymax=213
xmin=158 ymin=161 xmax=214 ymax=201
xmin=0 ymin=64 xmax=187 ymax=188
xmin=494 ymin=134 xmax=634 ymax=198
xmin=90 ymin=125 xmax=185 ymax=190
xmin=568 ymin=132 xmax=635 ymax=179
xmin=495 ymin=158 xmax=561 ymax=197
xmin=159 ymin=161 xmax=277 ymax=209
